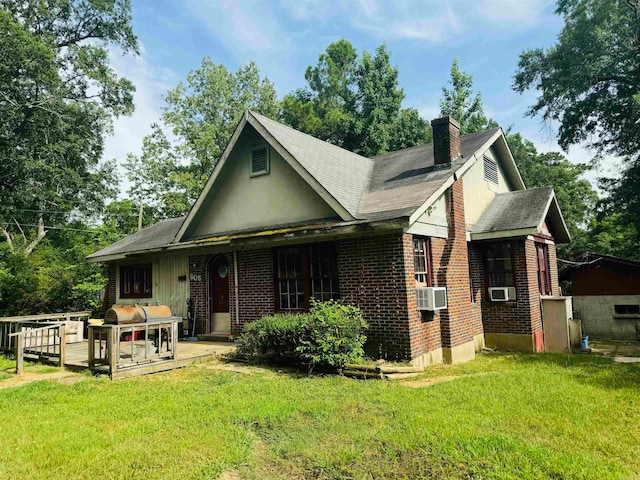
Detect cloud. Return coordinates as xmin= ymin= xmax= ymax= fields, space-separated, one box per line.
xmin=477 ymin=0 xmax=550 ymax=25
xmin=276 ymin=0 xmax=550 ymax=45
xmin=103 ymin=43 xmax=178 ymax=194
xmin=183 ymin=0 xmax=292 ymax=63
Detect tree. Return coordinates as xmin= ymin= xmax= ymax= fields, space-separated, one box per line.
xmin=440 ymin=58 xmax=496 ymax=135
xmin=281 ymin=40 xmax=429 ymax=157
xmin=513 ymin=0 xmax=640 ymax=259
xmin=125 ymin=58 xmax=280 ymax=217
xmin=513 ymin=0 xmax=640 ymax=158
xmin=0 ymin=1 xmax=137 ymax=253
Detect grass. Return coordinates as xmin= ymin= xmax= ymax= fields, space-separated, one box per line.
xmin=0 ymin=355 xmax=60 ymax=381
xmin=0 ymin=353 xmax=639 ymax=479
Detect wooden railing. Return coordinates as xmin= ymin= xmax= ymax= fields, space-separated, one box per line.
xmin=0 ymin=311 xmax=89 ymax=374
xmin=7 ymin=322 xmax=66 ymax=374
xmin=0 ymin=311 xmax=90 ymax=351
xmin=88 ymin=319 xmax=179 ymax=378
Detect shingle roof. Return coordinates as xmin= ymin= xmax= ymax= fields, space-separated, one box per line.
xmin=88 ymin=115 xmax=515 ymax=261
xmin=87 ymin=216 xmax=186 ymax=260
xmin=358 ymin=128 xmax=499 ymax=217
xmin=250 ymin=112 xmax=373 ymax=218
xmin=473 ymin=187 xmax=554 ymax=233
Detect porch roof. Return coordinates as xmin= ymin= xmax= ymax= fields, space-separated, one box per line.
xmin=470 ymin=187 xmax=571 ymax=243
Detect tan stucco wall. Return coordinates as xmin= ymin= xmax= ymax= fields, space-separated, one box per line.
xmin=411 ymin=348 xmax=443 ymax=367
xmin=190 ymin=127 xmax=338 ymax=238
xmin=407 ymin=193 xmax=448 ymax=238
xmin=574 ymin=295 xmax=640 ymax=341
xmin=441 ymin=334 xmax=483 ymax=364
xmin=462 ymin=147 xmax=510 ymax=230
xmin=114 ymin=255 xmax=190 ymax=318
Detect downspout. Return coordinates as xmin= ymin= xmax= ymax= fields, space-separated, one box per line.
xmin=233 ymin=249 xmax=240 ymax=326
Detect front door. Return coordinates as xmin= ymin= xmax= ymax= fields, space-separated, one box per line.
xmin=209 ymin=256 xmax=230 ymax=333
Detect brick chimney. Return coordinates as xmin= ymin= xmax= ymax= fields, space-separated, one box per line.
xmin=431 ymin=116 xmax=461 ymax=166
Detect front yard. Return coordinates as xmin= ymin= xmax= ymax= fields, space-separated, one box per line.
xmin=1 ymin=353 xmax=638 ymax=479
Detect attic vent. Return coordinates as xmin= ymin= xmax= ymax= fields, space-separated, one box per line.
xmin=251 ymin=147 xmax=269 ymax=176
xmin=484 ymin=155 xmax=498 ymax=184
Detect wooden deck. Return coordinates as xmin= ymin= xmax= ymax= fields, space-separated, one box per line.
xmin=64 ymin=340 xmax=236 ymax=379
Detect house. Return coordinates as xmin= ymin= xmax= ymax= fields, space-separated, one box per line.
xmin=561 ymin=253 xmax=640 ymax=341
xmin=87 ymin=112 xmax=571 ymax=365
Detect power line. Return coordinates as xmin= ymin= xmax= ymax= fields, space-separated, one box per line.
xmin=0 ymin=222 xmax=101 ymax=234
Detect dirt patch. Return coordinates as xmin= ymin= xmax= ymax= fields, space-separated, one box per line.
xmin=399 ymin=371 xmax=500 ymax=388
xmin=206 ymin=363 xmax=255 ymax=375
xmin=0 ymin=370 xmax=85 ymax=389
xmin=217 ymin=470 xmax=241 ymax=480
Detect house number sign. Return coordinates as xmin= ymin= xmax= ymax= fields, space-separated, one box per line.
xmin=189 ymin=273 xmax=202 ymax=282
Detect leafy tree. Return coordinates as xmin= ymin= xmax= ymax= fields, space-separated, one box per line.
xmin=513 ymin=0 xmax=640 ymax=260
xmin=513 ymin=0 xmax=640 ymax=157
xmin=0 ymin=1 xmax=137 ymax=253
xmin=440 ymin=57 xmax=497 ymax=135
xmin=125 ymin=59 xmax=280 ymax=217
xmin=281 ymin=40 xmax=429 ymax=157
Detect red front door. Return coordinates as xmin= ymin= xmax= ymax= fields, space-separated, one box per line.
xmin=208 ymin=256 xmax=230 ymax=333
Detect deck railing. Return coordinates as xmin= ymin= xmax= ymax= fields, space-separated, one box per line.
xmin=88 ymin=319 xmax=180 ymax=378
xmin=7 ymin=322 xmax=66 ymax=374
xmin=0 ymin=311 xmax=90 ymax=351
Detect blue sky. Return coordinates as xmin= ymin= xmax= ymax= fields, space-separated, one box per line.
xmin=104 ymin=0 xmax=614 ymax=189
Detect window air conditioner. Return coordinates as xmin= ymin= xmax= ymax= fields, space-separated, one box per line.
xmin=489 ymin=287 xmax=513 ymax=302
xmin=416 ymin=287 xmax=447 ymax=311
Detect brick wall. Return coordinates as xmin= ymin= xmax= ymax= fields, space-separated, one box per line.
xmin=105 ymin=263 xmax=117 ymax=309
xmin=548 ymin=243 xmax=560 ymax=296
xmin=337 ymin=234 xmax=413 ymax=360
xmin=433 ymin=180 xmax=483 ymax=350
xmin=479 ymin=238 xmax=543 ymax=336
xmin=234 ymin=249 xmax=274 ymax=336
xmin=404 ymin=234 xmax=443 ymax=359
xmin=188 ymin=254 xmax=208 ymax=334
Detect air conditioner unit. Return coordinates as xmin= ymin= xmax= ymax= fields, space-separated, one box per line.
xmin=416 ymin=287 xmax=447 ymax=311
xmin=489 ymin=287 xmax=514 ymax=302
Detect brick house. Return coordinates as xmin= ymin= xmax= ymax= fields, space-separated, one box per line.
xmin=88 ymin=112 xmax=570 ymax=365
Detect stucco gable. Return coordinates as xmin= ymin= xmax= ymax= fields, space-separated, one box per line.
xmin=180 ymin=124 xmax=341 ymax=241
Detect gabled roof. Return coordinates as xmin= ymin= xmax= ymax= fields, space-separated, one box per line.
xmin=471 ymin=187 xmax=571 ymax=243
xmin=87 ymin=112 xmax=545 ymax=262
xmin=250 ymin=112 xmax=373 ymax=218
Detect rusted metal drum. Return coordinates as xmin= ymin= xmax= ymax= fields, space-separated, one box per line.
xmin=104 ymin=306 xmax=145 ymax=324
xmin=139 ymin=305 xmax=172 ymax=320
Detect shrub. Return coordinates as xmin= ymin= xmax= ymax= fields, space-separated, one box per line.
xmin=236 ymin=312 xmax=312 ymax=361
xmin=299 ymin=299 xmax=368 ymax=373
xmin=236 ymin=300 xmax=368 ymax=373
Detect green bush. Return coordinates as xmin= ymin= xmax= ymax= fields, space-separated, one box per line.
xmin=236 ymin=299 xmax=368 ymax=373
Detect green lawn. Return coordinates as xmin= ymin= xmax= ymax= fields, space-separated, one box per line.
xmin=0 ymin=353 xmax=638 ymax=479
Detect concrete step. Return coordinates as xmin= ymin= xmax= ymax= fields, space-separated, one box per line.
xmin=198 ymin=332 xmax=234 ymax=343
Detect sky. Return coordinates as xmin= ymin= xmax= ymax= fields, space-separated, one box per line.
xmin=104 ymin=0 xmax=616 ymax=191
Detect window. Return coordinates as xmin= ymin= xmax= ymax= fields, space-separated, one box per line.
xmin=536 ymin=243 xmax=552 ymax=296
xmin=310 ymin=244 xmax=340 ymax=302
xmin=276 ymin=247 xmax=305 ymax=310
xmin=275 ymin=243 xmax=339 ymax=310
xmin=485 ymin=243 xmax=514 ymax=288
xmin=120 ymin=264 xmax=152 ymax=298
xmin=250 ymin=146 xmax=269 ymax=176
xmin=484 ymin=155 xmax=498 ymax=184
xmin=413 ymin=237 xmax=432 ymax=285
xmin=614 ymin=305 xmax=640 ymax=315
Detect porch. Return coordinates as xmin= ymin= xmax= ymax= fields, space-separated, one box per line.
xmin=65 ymin=338 xmax=236 ymax=380
xmin=0 ymin=312 xmax=236 ymax=380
